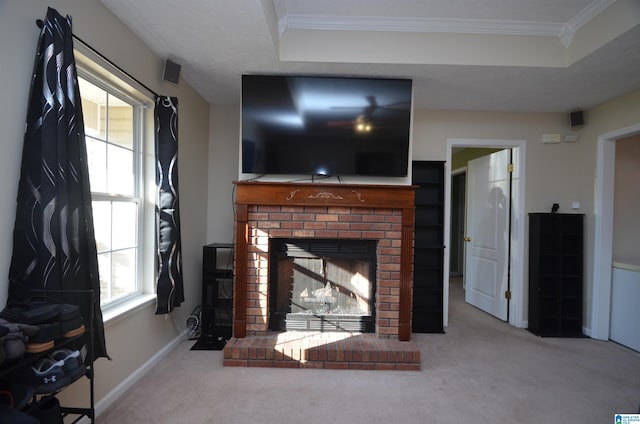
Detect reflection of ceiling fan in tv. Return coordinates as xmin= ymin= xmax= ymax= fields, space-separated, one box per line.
xmin=328 ymin=96 xmax=410 ymax=133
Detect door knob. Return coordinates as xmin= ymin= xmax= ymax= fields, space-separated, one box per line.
xmin=464 ymin=237 xmax=471 ymax=242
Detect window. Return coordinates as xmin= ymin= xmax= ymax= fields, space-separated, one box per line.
xmin=77 ymin=70 xmax=148 ymax=308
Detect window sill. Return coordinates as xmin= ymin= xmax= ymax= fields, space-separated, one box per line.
xmin=102 ymin=294 xmax=156 ymax=328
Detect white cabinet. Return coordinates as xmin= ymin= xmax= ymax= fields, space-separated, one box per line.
xmin=610 ymin=263 xmax=640 ymax=352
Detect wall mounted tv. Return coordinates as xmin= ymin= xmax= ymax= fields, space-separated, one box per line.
xmin=241 ymin=75 xmax=412 ymax=177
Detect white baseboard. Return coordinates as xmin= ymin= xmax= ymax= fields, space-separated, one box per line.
xmin=76 ymin=330 xmax=187 ymax=423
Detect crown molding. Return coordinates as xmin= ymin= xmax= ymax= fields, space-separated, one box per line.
xmin=280 ymin=14 xmax=563 ymax=38
xmin=277 ymin=0 xmax=617 ymax=47
xmin=560 ymin=0 xmax=617 ymax=47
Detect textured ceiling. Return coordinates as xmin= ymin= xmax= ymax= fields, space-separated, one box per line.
xmin=98 ymin=0 xmax=640 ymax=112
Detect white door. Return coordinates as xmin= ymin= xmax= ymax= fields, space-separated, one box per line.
xmin=464 ymin=149 xmax=511 ymax=320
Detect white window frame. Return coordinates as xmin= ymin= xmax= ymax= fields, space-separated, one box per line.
xmin=74 ymin=46 xmax=156 ymax=321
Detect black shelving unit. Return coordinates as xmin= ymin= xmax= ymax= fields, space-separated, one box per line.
xmin=201 ymin=243 xmax=234 ymax=339
xmin=528 ymin=213 xmax=584 ymax=337
xmin=412 ymin=161 xmax=445 ymax=333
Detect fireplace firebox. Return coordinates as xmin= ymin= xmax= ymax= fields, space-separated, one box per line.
xmin=269 ymin=239 xmax=377 ymax=333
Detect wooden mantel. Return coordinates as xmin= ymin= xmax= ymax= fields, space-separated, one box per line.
xmin=233 ymin=181 xmax=416 ymax=341
xmin=234 ymin=181 xmax=416 ymax=209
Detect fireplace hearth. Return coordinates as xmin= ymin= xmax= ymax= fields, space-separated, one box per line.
xmin=270 ymin=238 xmax=377 ymax=333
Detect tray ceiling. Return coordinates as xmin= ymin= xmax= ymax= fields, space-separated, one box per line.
xmin=99 ymin=0 xmax=640 ymax=112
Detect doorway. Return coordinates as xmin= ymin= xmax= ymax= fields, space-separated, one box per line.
xmin=444 ymin=139 xmax=527 ymax=329
xmin=592 ymin=123 xmax=640 ymax=341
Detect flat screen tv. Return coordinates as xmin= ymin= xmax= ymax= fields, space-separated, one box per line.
xmin=241 ymin=75 xmax=412 ymax=177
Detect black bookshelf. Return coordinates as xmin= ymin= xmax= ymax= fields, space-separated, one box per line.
xmin=412 ymin=161 xmax=445 ymax=333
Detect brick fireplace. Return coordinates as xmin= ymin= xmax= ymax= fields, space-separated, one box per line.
xmin=224 ymin=181 xmax=421 ymax=370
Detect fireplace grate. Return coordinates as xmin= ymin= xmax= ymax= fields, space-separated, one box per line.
xmin=277 ymin=239 xmax=376 ymax=259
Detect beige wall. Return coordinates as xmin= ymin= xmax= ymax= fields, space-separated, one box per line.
xmin=207 ymin=105 xmax=240 ymax=245
xmin=413 ymin=109 xmax=591 ymax=214
xmin=613 ymin=134 xmax=640 ymax=265
xmin=206 ymin=108 xmax=586 ymax=229
xmin=0 ymin=0 xmax=210 ymax=414
xmin=569 ymin=90 xmax=640 ymax=332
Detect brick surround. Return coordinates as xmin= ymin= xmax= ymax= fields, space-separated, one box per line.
xmin=227 ymin=182 xmax=419 ymax=369
xmin=246 ymin=204 xmax=402 ymax=337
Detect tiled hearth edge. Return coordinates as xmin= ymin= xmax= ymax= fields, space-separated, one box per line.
xmin=223 ymin=332 xmax=421 ymax=370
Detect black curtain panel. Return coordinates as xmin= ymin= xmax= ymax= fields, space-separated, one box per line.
xmin=154 ymin=96 xmax=185 ymax=314
xmin=8 ymin=8 xmax=108 ymax=361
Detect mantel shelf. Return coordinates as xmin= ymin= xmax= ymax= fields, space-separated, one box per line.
xmin=233 ymin=181 xmax=416 ymax=209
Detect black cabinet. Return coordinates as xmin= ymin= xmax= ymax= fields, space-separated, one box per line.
xmin=528 ymin=213 xmax=584 ymax=337
xmin=412 ymin=161 xmax=445 ymax=333
xmin=202 ymin=243 xmax=234 ymax=339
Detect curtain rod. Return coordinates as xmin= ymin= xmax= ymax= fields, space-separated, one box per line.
xmin=36 ymin=19 xmax=160 ymax=99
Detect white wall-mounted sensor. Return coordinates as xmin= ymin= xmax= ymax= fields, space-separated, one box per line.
xmin=541 ymin=134 xmax=561 ymax=144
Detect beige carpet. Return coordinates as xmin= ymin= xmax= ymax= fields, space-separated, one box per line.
xmin=99 ymin=280 xmax=640 ymax=423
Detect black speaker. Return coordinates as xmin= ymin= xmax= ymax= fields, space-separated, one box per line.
xmin=162 ymin=59 xmax=181 ymax=84
xmin=570 ymin=110 xmax=584 ymax=127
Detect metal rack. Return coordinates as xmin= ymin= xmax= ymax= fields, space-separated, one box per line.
xmin=0 ymin=289 xmax=96 ymax=423
xmin=201 ymin=243 xmax=234 ymax=339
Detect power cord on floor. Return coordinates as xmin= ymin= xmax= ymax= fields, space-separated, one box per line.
xmin=186 ymin=305 xmax=201 ymax=339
